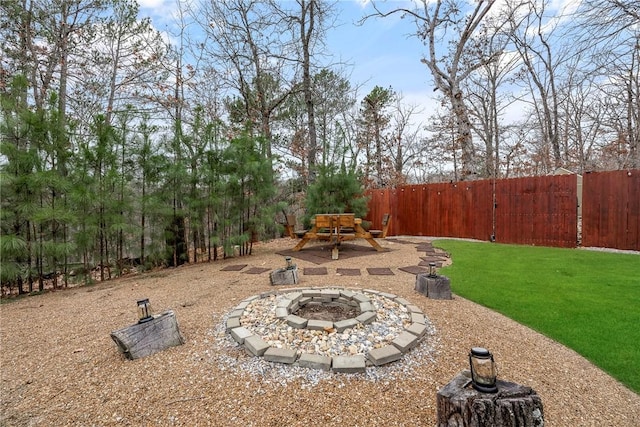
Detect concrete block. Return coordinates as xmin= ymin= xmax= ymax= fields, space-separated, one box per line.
xmin=244 ymin=335 xmax=270 ymax=356
xmin=307 ymin=319 xmax=334 ymax=330
xmin=298 ymin=353 xmax=331 ymax=371
xmin=406 ymin=322 xmax=427 ymax=338
xmin=275 ymin=307 xmax=289 ymax=319
xmin=302 ymin=289 xmax=322 ymax=297
xmin=263 ymin=347 xmax=298 ymax=364
xmin=391 ymin=331 xmax=419 ymax=353
xmin=321 ymin=289 xmax=340 ymax=299
xmin=334 ymin=318 xmax=359 ymax=332
xmin=286 ymin=314 xmax=308 ymax=329
xmin=394 ymin=297 xmax=411 ymax=306
xmin=332 ymin=355 xmax=366 ymax=373
xmin=367 ymin=345 xmax=403 ymax=366
xmin=228 ymin=309 xmax=245 ymax=319
xmin=340 ymin=289 xmax=355 ymax=299
xmin=411 ymin=312 xmax=426 ymax=325
xmin=230 ymin=327 xmax=253 ymax=344
xmin=359 ymin=302 xmax=375 ymax=312
xmin=356 ymin=311 xmax=376 ymax=325
xmin=225 ymin=317 xmax=241 ymax=332
xmin=353 ymin=293 xmax=371 ymax=303
xmin=379 ymin=292 xmax=397 ymax=299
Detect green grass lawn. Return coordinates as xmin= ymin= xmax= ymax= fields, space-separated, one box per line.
xmin=434 ymin=239 xmax=640 ymax=394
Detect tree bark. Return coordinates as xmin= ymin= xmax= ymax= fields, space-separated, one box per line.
xmin=437 ymin=371 xmax=544 ymax=427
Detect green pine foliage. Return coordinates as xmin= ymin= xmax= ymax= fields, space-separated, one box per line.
xmin=303 ymin=165 xmax=369 ymax=226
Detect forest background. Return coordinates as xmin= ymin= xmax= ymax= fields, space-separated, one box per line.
xmin=1 ymin=0 xmax=638 ymax=295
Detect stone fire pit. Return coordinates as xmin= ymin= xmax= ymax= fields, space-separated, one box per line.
xmin=224 ymin=287 xmax=430 ymax=373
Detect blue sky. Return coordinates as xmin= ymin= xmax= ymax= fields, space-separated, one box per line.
xmin=138 ymin=0 xmax=439 ymax=115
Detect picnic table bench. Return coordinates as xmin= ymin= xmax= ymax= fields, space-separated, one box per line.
xmin=292 ymin=213 xmax=384 ymax=254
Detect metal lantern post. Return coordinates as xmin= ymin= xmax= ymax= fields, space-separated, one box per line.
xmin=428 ymin=262 xmax=437 ymax=278
xmin=137 ymin=298 xmax=153 ymax=323
xmin=469 ymin=347 xmax=498 ymax=393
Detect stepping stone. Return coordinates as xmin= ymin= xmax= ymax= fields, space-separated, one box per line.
xmin=391 ymin=331 xmax=419 ymax=353
xmin=367 ymin=345 xmax=403 ymax=366
xmin=298 ymin=353 xmax=332 ymax=371
xmin=399 ymin=265 xmax=429 ymax=275
xmin=220 ymin=264 xmax=247 ymax=271
xmin=336 ymin=268 xmax=361 ymax=276
xmin=264 ymin=347 xmax=297 ymax=364
xmin=230 ymin=327 xmax=253 ymax=344
xmin=304 ymin=267 xmax=328 ymax=275
xmin=367 ymin=267 xmax=394 ymax=276
xmin=332 ymin=355 xmax=366 ymax=373
xmin=244 ymin=335 xmax=270 ymax=356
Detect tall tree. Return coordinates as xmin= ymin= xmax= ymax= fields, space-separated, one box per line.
xmin=368 ymin=0 xmax=501 ymax=180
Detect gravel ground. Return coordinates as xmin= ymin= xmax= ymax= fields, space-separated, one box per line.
xmin=1 ymin=237 xmax=639 ymax=426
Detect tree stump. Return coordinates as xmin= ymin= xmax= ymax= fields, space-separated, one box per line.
xmin=437 ymin=371 xmax=544 ymax=427
xmin=110 ymin=310 xmax=185 ymax=360
xmin=270 ymin=266 xmax=299 ymax=285
xmin=415 ymin=273 xmax=452 ymax=300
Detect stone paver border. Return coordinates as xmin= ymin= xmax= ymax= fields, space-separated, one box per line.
xmin=224 ymin=286 xmax=428 ymax=373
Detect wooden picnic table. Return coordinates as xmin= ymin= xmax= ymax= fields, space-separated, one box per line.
xmin=292 ymin=213 xmax=383 ymax=253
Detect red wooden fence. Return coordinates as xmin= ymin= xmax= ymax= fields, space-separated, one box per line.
xmin=582 ymin=170 xmax=640 ymax=250
xmin=366 ymin=170 xmax=638 ymax=250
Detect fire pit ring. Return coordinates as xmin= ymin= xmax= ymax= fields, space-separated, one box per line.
xmin=224 ymin=287 xmax=430 ymax=373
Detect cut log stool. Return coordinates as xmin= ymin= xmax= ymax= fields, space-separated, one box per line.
xmin=110 ymin=310 xmax=185 ymax=360
xmin=437 ymin=370 xmax=544 ymax=427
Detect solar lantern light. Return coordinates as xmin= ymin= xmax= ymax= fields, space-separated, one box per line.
xmin=285 ymin=256 xmax=294 ymax=269
xmin=137 ymin=298 xmax=153 ymax=323
xmin=469 ymin=347 xmax=498 ymax=393
xmin=428 ymin=262 xmax=437 ymax=278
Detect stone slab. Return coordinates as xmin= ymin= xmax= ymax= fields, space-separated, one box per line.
xmin=244 ymin=335 xmax=270 ymax=356
xmin=263 ymin=347 xmax=298 ymax=364
xmin=367 ymin=345 xmax=403 ymax=366
xmin=230 ymin=327 xmax=253 ymax=344
xmin=332 ymin=355 xmax=366 ymax=373
xmin=298 ymin=353 xmax=332 ymax=371
xmin=391 ymin=331 xmax=419 ymax=353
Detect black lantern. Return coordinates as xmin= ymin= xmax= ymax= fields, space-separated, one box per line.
xmin=137 ymin=298 xmax=153 ymax=323
xmin=469 ymin=347 xmax=498 ymax=393
xmin=428 ymin=262 xmax=437 ymax=278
